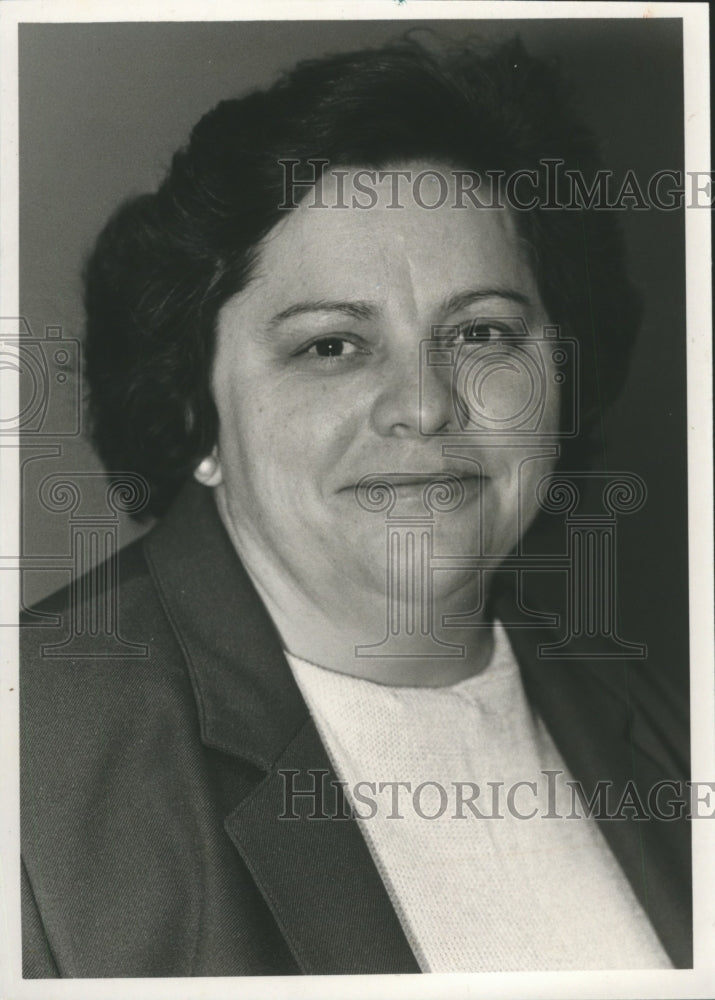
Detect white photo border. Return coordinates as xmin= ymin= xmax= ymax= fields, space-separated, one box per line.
xmin=0 ymin=3 xmax=711 ymax=999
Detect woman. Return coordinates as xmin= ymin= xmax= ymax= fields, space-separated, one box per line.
xmin=21 ymin=35 xmax=691 ymax=976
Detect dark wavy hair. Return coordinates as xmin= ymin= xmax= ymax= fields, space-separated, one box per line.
xmin=84 ymin=34 xmax=641 ymax=517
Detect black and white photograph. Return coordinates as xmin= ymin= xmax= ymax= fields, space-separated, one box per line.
xmin=0 ymin=2 xmax=712 ymax=998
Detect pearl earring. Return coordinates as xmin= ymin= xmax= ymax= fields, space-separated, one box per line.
xmin=194 ymin=453 xmax=221 ymax=486
xmin=196 ymin=456 xmax=216 ymax=477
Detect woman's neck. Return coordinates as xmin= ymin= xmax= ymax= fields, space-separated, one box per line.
xmin=214 ymin=488 xmax=496 ymax=687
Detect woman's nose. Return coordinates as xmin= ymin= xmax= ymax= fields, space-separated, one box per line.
xmin=370 ymin=347 xmax=454 ymax=438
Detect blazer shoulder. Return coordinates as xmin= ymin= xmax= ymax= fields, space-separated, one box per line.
xmin=20 ymin=533 xmax=177 ymax=663
xmin=20 ymin=533 xmax=196 ymax=770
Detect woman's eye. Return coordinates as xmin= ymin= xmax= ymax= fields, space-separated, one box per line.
xmin=459 ymin=321 xmax=509 ymax=342
xmin=305 ymin=337 xmax=360 ymax=358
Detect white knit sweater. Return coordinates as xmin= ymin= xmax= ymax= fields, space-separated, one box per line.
xmin=285 ymin=622 xmax=671 ymax=972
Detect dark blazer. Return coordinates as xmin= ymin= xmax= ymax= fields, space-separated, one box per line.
xmin=20 ymin=481 xmax=692 ymax=977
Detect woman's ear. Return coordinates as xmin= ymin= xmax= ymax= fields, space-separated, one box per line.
xmin=193 ymin=449 xmax=223 ymax=487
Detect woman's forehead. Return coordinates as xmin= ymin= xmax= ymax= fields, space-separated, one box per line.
xmin=244 ymin=164 xmax=536 ymax=316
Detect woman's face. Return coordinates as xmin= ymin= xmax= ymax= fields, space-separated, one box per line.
xmin=207 ymin=165 xmax=560 ymax=605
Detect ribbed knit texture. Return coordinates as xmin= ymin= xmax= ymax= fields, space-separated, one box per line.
xmin=285 ymin=622 xmax=671 ymax=971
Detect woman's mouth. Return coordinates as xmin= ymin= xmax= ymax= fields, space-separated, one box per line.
xmin=347 ymin=471 xmax=486 ymax=513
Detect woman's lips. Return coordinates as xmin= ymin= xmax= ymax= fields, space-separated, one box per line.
xmin=343 ymin=472 xmax=487 ymax=507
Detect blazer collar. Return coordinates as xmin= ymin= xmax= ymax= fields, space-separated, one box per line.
xmin=143 ymin=480 xmax=309 ymax=770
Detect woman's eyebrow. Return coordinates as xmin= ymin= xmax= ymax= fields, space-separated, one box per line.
xmin=264 ymin=289 xmax=531 ymax=331
xmin=266 ymin=299 xmax=377 ymax=329
xmin=440 ymin=288 xmax=532 ymax=315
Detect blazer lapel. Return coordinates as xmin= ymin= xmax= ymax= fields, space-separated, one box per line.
xmin=144 ymin=481 xmax=419 ymax=974
xmin=225 ymin=720 xmax=420 ymax=974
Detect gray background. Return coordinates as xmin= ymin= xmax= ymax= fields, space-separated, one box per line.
xmin=17 ymin=18 xmax=687 ymax=684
